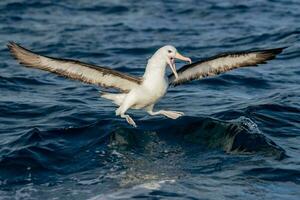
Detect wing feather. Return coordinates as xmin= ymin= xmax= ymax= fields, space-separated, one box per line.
xmin=169 ymin=48 xmax=285 ymax=86
xmin=8 ymin=42 xmax=142 ymax=92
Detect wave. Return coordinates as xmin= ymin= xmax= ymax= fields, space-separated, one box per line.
xmin=0 ymin=116 xmax=285 ymax=186
xmin=243 ymin=167 xmax=300 ymax=183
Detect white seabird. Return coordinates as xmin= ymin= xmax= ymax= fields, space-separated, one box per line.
xmin=8 ymin=42 xmax=284 ymax=127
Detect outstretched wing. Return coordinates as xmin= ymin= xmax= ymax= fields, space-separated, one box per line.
xmin=169 ymin=48 xmax=285 ymax=86
xmin=8 ymin=42 xmax=142 ymax=92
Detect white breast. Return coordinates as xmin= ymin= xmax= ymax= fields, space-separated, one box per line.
xmin=130 ymin=57 xmax=169 ymax=109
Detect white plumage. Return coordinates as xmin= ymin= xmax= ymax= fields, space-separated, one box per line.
xmin=8 ymin=42 xmax=284 ymax=127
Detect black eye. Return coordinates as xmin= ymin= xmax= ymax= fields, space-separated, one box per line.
xmin=168 ymin=50 xmax=172 ymax=53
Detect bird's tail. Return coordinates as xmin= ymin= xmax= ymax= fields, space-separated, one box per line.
xmin=100 ymin=92 xmax=126 ymax=106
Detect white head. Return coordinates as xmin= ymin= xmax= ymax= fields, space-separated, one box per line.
xmin=154 ymin=45 xmax=192 ymax=79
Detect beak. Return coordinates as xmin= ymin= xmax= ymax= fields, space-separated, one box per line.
xmin=167 ymin=52 xmax=192 ymax=80
xmin=175 ymin=52 xmax=192 ymax=64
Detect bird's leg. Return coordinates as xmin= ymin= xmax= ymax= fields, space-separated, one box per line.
xmin=115 ymin=95 xmax=137 ymax=127
xmin=116 ymin=108 xmax=137 ymax=128
xmin=146 ymin=105 xmax=184 ymax=120
xmin=149 ymin=110 xmax=184 ymax=119
xmin=120 ymin=114 xmax=137 ymax=128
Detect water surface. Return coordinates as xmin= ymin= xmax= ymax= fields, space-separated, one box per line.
xmin=0 ymin=0 xmax=299 ymax=199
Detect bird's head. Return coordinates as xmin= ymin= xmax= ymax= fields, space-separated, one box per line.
xmin=157 ymin=45 xmax=192 ymax=79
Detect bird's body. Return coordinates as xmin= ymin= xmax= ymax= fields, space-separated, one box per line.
xmin=7 ymin=42 xmax=284 ymax=127
xmin=120 ymin=52 xmax=169 ymax=108
xmin=101 ymin=46 xmax=183 ymax=126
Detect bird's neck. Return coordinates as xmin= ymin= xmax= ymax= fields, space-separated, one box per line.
xmin=143 ymin=55 xmax=167 ymax=86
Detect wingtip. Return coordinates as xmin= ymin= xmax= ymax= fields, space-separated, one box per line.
xmin=7 ymin=41 xmax=20 ymax=58
xmin=7 ymin=41 xmax=17 ymax=48
xmin=280 ymin=46 xmax=288 ymax=53
xmin=7 ymin=41 xmax=13 ymax=49
xmin=7 ymin=41 xmax=21 ymax=55
xmin=268 ymin=47 xmax=287 ymax=55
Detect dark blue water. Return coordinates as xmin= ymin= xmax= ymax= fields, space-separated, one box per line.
xmin=0 ymin=0 xmax=300 ymax=199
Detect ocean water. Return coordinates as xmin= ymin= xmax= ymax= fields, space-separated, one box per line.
xmin=0 ymin=0 xmax=300 ymax=199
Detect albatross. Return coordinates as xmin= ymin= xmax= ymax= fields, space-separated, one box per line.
xmin=8 ymin=42 xmax=284 ymax=127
